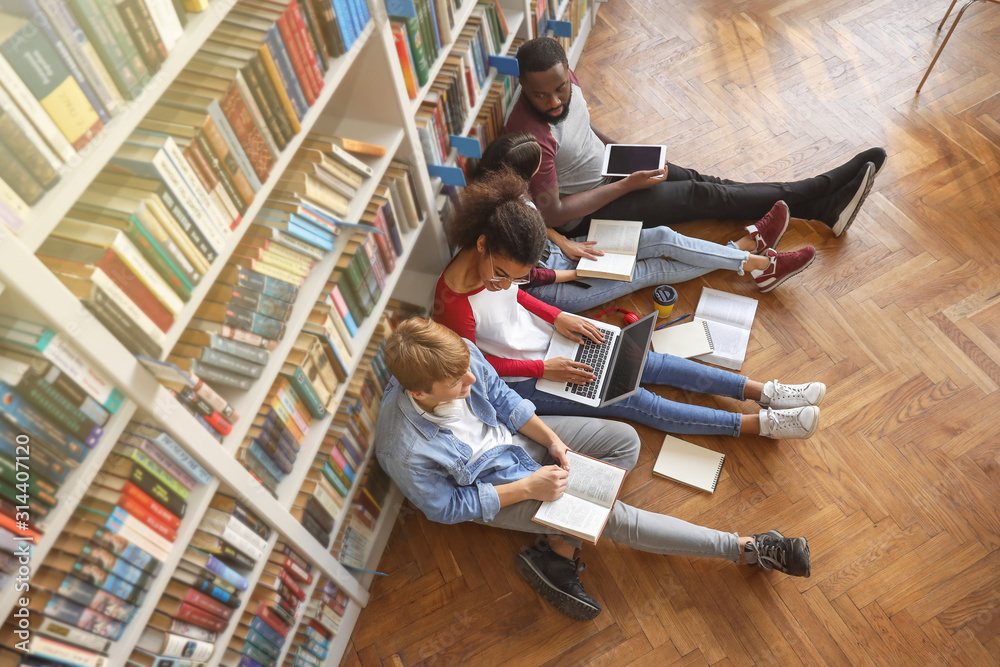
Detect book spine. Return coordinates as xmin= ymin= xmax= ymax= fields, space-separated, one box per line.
xmin=257 ymin=40 xmax=303 ymax=132
xmin=36 ymin=616 xmax=113 ymax=654
xmin=194 ymin=129 xmax=247 ymax=218
xmin=109 ymin=506 xmax=173 ymax=556
xmin=131 ymin=437 xmax=197 ymax=490
xmin=174 ymin=601 xmax=226 ymax=632
xmin=32 ymin=328 xmax=127 ymax=416
xmin=142 ymin=0 xmax=184 ymax=50
xmin=210 ymin=333 xmax=269 ymax=364
xmin=11 ymin=368 xmax=102 ymax=445
xmin=117 ymin=491 xmax=177 ymax=540
xmin=282 ymin=367 xmax=325 ymax=418
xmin=93 ymin=0 xmax=150 ymax=84
xmin=154 ymin=133 xmax=232 ymax=240
xmin=231 ymin=265 xmax=298 ymax=303
xmin=199 ymin=348 xmax=261 ymax=378
xmin=0 ymin=51 xmax=76 ymax=164
xmin=0 ymin=382 xmax=86 ymax=462
xmin=136 ymin=426 xmax=213 ymax=484
xmin=248 ymin=440 xmax=286 ymax=482
xmin=262 ymin=26 xmax=308 ymax=121
xmin=66 ymin=0 xmax=142 ymax=100
xmin=126 ymin=462 xmax=187 ymax=518
xmin=288 ymin=0 xmax=324 ymax=92
xmin=122 ymin=481 xmax=180 ymax=529
xmin=216 ymin=84 xmax=273 ymax=185
xmin=206 ymin=99 xmax=262 ymax=192
xmin=241 ymin=58 xmax=290 ymax=150
xmin=232 ymin=69 xmax=281 ymax=159
xmin=188 ymin=359 xmax=252 ymax=390
xmin=30 ymin=633 xmax=113 ymax=665
xmin=113 ymin=0 xmax=163 ymax=73
xmin=276 ymin=9 xmax=316 ymax=105
xmin=183 ymin=139 xmax=239 ymax=228
xmin=203 ymin=553 xmax=250 ymax=591
xmin=183 ymin=585 xmax=233 ymax=619
xmin=199 ymin=112 xmax=256 ymax=205
xmin=118 ymin=444 xmax=190 ymax=499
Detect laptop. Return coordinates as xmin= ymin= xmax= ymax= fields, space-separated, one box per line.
xmin=535 ymin=312 xmax=657 ymax=407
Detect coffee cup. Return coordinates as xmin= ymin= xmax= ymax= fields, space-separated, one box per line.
xmin=653 ymin=285 xmax=678 ymax=318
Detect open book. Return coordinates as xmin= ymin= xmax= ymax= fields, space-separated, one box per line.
xmin=653 ymin=435 xmax=726 ymax=493
xmin=531 ymin=451 xmax=627 ymax=544
xmin=574 ymin=219 xmax=642 ymax=281
xmin=691 ymin=288 xmax=758 ymax=370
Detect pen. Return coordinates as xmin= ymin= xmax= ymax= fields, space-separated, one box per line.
xmin=655 ymin=313 xmax=691 ymax=330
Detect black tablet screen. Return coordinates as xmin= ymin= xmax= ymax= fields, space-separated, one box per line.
xmin=606 ymin=146 xmax=663 ymax=174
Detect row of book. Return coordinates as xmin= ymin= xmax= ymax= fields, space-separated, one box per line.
xmin=0 ymin=0 xmax=204 ymax=213
xmin=127 ymin=490 xmax=276 ymax=666
xmin=0 ymin=416 xmax=213 ymax=666
xmin=542 ymin=0 xmax=591 ymax=52
xmin=220 ymin=539 xmax=317 ymax=667
xmin=413 ymin=3 xmax=512 ymax=167
xmin=387 ymin=0 xmax=463 ymax=94
xmin=0 ymin=315 xmax=126 ymax=575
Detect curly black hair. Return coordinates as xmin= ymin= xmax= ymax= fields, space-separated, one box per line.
xmin=449 ymin=167 xmax=547 ymax=266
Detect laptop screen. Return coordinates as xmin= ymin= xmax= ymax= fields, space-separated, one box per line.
xmin=603 ymin=314 xmax=655 ymax=402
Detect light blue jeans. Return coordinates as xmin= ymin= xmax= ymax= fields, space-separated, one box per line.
xmin=483 ymin=416 xmax=741 ymax=560
xmin=524 ymin=226 xmax=750 ymax=312
xmin=508 ymin=351 xmax=748 ymax=436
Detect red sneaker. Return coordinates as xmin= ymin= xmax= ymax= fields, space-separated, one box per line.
xmin=746 ymin=201 xmax=790 ymax=254
xmin=753 ymin=247 xmax=816 ymax=293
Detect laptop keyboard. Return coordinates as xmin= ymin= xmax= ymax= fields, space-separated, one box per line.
xmin=567 ymin=328 xmax=617 ymax=399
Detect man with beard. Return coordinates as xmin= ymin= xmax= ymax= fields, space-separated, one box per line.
xmin=504 ymin=37 xmax=886 ymax=241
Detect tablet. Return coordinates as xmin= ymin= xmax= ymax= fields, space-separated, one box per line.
xmin=601 ymin=144 xmax=667 ymax=177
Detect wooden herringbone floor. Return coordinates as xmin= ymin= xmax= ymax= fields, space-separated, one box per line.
xmin=345 ymin=0 xmax=1000 ymax=664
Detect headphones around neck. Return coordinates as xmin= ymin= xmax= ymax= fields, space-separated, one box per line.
xmin=593 ymin=306 xmax=640 ymax=325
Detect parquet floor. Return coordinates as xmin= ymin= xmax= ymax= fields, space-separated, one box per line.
xmin=344 ymin=0 xmax=1000 ymax=664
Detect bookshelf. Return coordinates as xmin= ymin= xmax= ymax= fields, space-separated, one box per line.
xmin=0 ymin=0 xmax=600 ymax=664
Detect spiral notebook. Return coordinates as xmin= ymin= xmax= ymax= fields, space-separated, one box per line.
xmin=652 ymin=435 xmax=726 ymax=493
xmin=650 ymin=320 xmax=714 ymax=358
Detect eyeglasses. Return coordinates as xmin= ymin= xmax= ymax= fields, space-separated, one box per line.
xmin=488 ymin=252 xmax=531 ymax=285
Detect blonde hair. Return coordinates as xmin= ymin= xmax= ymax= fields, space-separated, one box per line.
xmin=384 ymin=318 xmax=471 ymax=393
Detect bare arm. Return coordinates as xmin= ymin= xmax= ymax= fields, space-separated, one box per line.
xmin=535 ymin=171 xmax=666 ymax=228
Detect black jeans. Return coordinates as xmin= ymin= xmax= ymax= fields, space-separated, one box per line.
xmin=567 ymin=159 xmax=858 ymax=235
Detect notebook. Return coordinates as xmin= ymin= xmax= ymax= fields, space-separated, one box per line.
xmin=652 ymin=435 xmax=726 ymax=493
xmin=650 ymin=320 xmax=714 ymax=358
xmin=691 ymin=287 xmax=758 ymax=370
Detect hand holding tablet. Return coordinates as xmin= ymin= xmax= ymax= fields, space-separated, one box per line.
xmin=601 ymin=144 xmax=668 ymax=177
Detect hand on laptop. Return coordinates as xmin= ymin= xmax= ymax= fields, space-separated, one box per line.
xmin=543 ymin=357 xmax=596 ymax=385
xmin=554 ymin=313 xmax=605 ymax=344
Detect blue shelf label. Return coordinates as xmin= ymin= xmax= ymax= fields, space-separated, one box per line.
xmin=427 ymin=164 xmax=467 ymax=186
xmin=549 ymin=20 xmax=572 ymax=38
xmin=450 ymin=135 xmax=482 ymax=159
xmin=488 ymin=55 xmax=519 ymax=76
xmin=385 ymin=0 xmax=416 ymax=18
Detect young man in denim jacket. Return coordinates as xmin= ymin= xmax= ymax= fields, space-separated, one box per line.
xmin=375 ymin=318 xmax=812 ymax=620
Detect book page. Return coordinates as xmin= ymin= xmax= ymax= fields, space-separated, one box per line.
xmin=564 ymin=451 xmax=626 ymax=509
xmin=576 ymin=252 xmax=636 ymax=278
xmin=533 ymin=493 xmax=609 ymax=541
xmin=586 ymin=219 xmax=642 ymax=254
xmin=694 ymin=287 xmax=758 ymax=329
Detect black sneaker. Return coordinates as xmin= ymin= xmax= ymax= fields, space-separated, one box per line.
xmin=823 ymin=162 xmax=875 ymax=237
xmin=515 ymin=541 xmax=602 ymax=620
xmin=746 ymin=530 xmax=811 ymax=577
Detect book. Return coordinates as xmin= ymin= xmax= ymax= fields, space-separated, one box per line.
xmin=652 ymin=434 xmax=726 ymax=493
xmin=650 ymin=319 xmax=714 ymax=359
xmin=574 ymin=219 xmax=642 ymax=281
xmin=690 ymin=287 xmax=758 ymax=371
xmin=0 ymin=12 xmax=103 ymax=150
xmin=531 ymin=451 xmax=627 ymax=544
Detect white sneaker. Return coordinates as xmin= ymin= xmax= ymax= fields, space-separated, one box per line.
xmin=759 ymin=407 xmax=820 ymax=439
xmin=758 ymin=380 xmax=826 ymax=409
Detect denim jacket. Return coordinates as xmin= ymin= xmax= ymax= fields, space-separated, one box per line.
xmin=375 ymin=341 xmax=540 ymax=524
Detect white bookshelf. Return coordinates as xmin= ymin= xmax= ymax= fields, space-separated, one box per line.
xmin=0 ymin=0 xmax=600 ymax=663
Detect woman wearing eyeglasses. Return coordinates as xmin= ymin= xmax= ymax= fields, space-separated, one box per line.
xmin=432 ymin=168 xmax=826 ymax=440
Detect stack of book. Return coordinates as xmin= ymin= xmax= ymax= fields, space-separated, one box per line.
xmin=0 ymin=0 xmax=204 ymax=218
xmin=14 ymin=512 xmax=165 ymax=664
xmin=237 ymin=373 xmax=316 ymax=496
xmin=129 ymin=491 xmax=268 ymax=665
xmin=466 ymin=53 xmax=518 ymax=157
xmin=293 ymin=577 xmax=346 ymax=661
xmin=0 ymin=317 xmax=123 ymax=546
xmin=530 ymin=0 xmax=548 ymax=38
xmin=223 ymin=540 xmax=312 ymax=667
xmin=414 ymin=8 xmax=497 ymax=168
xmin=387 ymin=0 xmax=465 ymax=94
xmin=9 ymin=419 xmax=209 ymax=666
xmin=333 ymin=459 xmax=391 ymax=572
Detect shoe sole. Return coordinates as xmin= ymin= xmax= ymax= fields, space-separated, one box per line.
xmin=757 ymin=252 xmax=816 ymax=293
xmin=515 ymin=553 xmax=602 ymax=620
xmin=831 ymin=163 xmax=875 ymax=237
xmin=750 ymin=203 xmax=790 ymax=255
xmin=797 ymin=536 xmax=811 ymax=578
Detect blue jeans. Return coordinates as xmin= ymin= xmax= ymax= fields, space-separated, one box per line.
xmin=509 ymin=351 xmax=747 ymax=436
xmin=524 ymin=227 xmax=749 ymax=312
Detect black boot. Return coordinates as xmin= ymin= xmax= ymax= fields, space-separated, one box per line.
xmin=515 ymin=540 xmax=602 ymax=620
